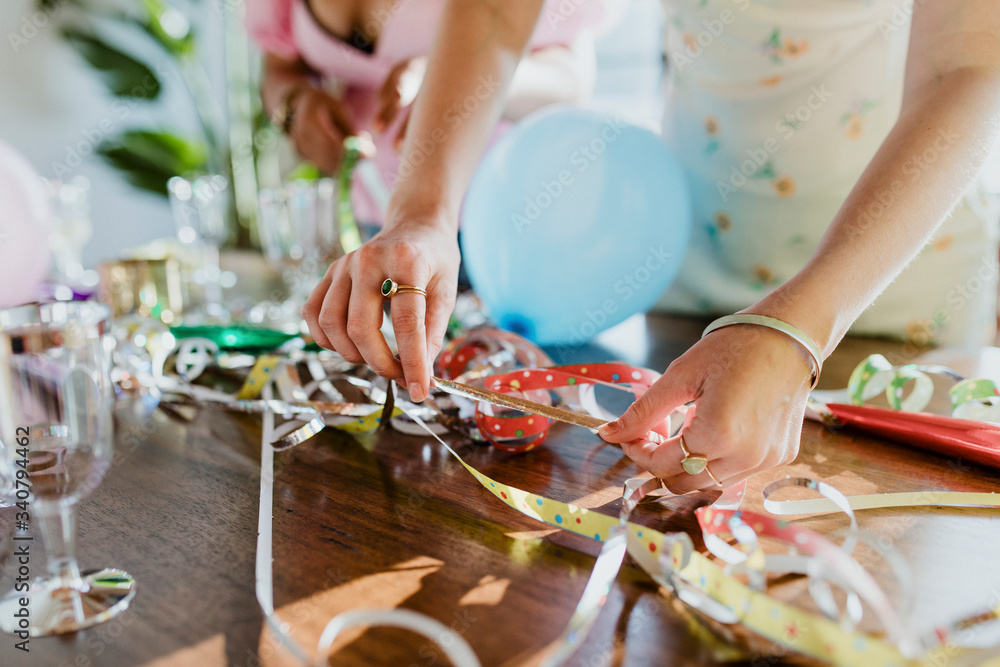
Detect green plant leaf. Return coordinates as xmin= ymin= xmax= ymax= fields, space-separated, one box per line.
xmin=287 ymin=162 xmax=322 ymax=182
xmin=37 ymin=0 xmax=70 ymax=11
xmin=98 ymin=130 xmax=208 ymax=196
xmin=99 ymin=11 xmax=195 ymax=58
xmin=61 ymin=27 xmax=162 ymax=99
xmin=138 ymin=21 xmax=195 ymax=57
xmin=37 ymin=0 xmax=82 ymax=11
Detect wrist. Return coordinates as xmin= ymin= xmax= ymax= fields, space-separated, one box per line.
xmin=703 ymin=313 xmax=823 ymax=388
xmin=271 ymin=83 xmax=309 ymax=134
xmin=742 ymin=276 xmax=843 ymax=359
xmin=383 ymin=186 xmax=459 ymax=236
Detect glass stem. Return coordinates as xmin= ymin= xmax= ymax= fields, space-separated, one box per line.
xmin=203 ymin=243 xmax=223 ymax=306
xmin=37 ymin=504 xmax=85 ymax=592
xmin=289 ymin=270 xmax=315 ymax=311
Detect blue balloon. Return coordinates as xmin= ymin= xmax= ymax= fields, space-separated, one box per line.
xmin=460 ymin=107 xmax=691 ymax=345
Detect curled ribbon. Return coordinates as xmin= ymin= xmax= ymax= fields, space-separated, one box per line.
xmin=255 ymin=385 xmax=481 ymax=667
xmin=130 ymin=324 xmax=1000 ymax=666
xmin=847 ymin=354 xmax=999 ymax=421
xmin=848 ymin=354 xmax=937 ymax=412
xmin=436 ymin=327 xmax=554 ymax=383
xmin=473 ymin=363 xmax=660 ymax=452
xmin=951 ymin=378 xmax=1000 ymax=422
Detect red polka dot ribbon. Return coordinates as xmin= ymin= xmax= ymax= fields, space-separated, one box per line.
xmin=436 ymin=328 xmax=554 ymax=381
xmin=436 ymin=328 xmax=662 ymax=453
xmin=474 ymin=363 xmax=661 ymax=452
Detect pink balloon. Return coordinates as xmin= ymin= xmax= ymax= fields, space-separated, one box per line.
xmin=0 ymin=139 xmax=52 ymax=307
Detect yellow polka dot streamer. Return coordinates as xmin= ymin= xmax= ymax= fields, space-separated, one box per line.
xmin=328 ymin=406 xmax=404 ymax=433
xmin=237 ymin=355 xmax=281 ymax=399
xmin=400 ymin=405 xmax=1000 ymax=667
xmin=458 ymin=462 xmax=915 ymax=665
xmin=237 ymin=353 xmax=1000 ymax=667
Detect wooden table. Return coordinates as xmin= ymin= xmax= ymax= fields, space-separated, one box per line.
xmin=2 ymin=314 xmax=999 ymax=667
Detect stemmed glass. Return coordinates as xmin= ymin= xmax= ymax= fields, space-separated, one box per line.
xmin=45 ymin=176 xmax=95 ymax=293
xmin=0 ymin=301 xmax=136 ymax=635
xmin=256 ymin=179 xmax=341 ymax=330
xmin=167 ymin=174 xmax=232 ymax=322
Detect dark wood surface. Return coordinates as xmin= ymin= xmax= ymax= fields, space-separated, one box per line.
xmin=2 ymin=314 xmax=1000 ymax=667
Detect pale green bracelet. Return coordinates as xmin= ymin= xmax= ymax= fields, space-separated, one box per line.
xmin=702 ymin=314 xmax=823 ymax=389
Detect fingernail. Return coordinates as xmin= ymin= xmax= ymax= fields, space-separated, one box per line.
xmin=409 ymin=385 xmax=425 ymax=402
xmin=598 ymin=420 xmax=621 ymax=437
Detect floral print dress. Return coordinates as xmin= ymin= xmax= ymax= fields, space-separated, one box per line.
xmin=654 ymin=0 xmax=999 ymax=347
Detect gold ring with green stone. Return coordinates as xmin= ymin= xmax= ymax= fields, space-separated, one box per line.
xmin=380 ymin=279 xmax=427 ymax=299
xmin=678 ymin=435 xmax=722 ymax=486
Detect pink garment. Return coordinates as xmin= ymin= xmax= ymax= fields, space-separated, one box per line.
xmin=247 ymin=0 xmax=604 ymax=223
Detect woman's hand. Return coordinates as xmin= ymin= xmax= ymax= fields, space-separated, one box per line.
xmin=598 ymin=324 xmax=815 ymax=493
xmin=301 ymin=212 xmax=460 ymax=403
xmin=302 ymin=0 xmax=548 ymax=402
xmin=372 ymin=56 xmax=428 ymax=149
xmin=287 ymin=87 xmax=357 ymax=174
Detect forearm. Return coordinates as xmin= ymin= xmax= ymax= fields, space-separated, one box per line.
xmin=502 ymin=38 xmax=597 ymax=121
xmin=386 ymin=0 xmax=544 ymax=229
xmin=755 ymin=66 xmax=1000 ymax=356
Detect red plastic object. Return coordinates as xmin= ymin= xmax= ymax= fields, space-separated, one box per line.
xmin=827 ymin=403 xmax=1000 ymax=469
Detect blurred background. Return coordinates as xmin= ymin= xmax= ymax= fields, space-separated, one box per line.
xmin=0 ymin=0 xmax=667 ymax=268
xmin=2 ymin=0 xmax=999 ymax=271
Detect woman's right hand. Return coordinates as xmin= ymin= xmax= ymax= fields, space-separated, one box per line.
xmin=302 ymin=212 xmax=460 ymax=403
xmin=287 ymin=87 xmax=357 ymax=174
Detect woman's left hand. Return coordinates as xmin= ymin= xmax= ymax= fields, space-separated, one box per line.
xmin=598 ymin=324 xmax=816 ymax=493
xmin=372 ymin=56 xmax=428 ymax=148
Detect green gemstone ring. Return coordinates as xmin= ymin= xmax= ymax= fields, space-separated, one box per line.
xmin=380 ymin=279 xmax=427 ymax=299
xmin=678 ymin=435 xmax=722 ymax=487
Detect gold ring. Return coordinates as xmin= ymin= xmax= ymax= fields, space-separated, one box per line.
xmin=678 ymin=435 xmax=722 ymax=486
xmin=703 ymin=465 xmax=723 ymax=488
xmin=380 ymin=279 xmax=427 ymax=298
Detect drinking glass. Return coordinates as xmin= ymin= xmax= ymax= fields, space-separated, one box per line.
xmin=256 ymin=179 xmax=340 ymax=328
xmin=0 ymin=301 xmax=136 ymax=636
xmin=167 ymin=174 xmax=232 ymax=322
xmin=45 ymin=176 xmax=95 ymax=292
